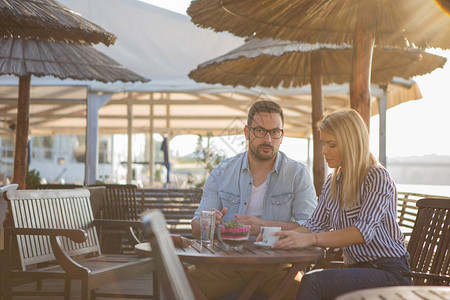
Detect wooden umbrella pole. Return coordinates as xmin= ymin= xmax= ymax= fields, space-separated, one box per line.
xmin=12 ymin=75 xmax=31 ymax=189
xmin=350 ymin=3 xmax=376 ymax=129
xmin=311 ymin=51 xmax=325 ymax=196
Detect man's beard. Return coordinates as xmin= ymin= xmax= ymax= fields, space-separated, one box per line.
xmin=249 ymin=142 xmax=276 ymax=161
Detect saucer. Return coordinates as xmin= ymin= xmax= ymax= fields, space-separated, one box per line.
xmin=253 ymin=241 xmax=274 ymax=249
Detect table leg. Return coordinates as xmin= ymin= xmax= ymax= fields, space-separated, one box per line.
xmin=183 ymin=266 xmax=208 ymax=300
xmin=237 ymin=272 xmax=266 ymax=300
xmin=268 ymin=263 xmax=305 ymax=300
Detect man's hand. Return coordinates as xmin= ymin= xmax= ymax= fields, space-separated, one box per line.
xmin=234 ymin=214 xmax=263 ymax=235
xmin=213 ymin=207 xmax=228 ymax=225
xmin=191 ymin=207 xmax=228 ymax=239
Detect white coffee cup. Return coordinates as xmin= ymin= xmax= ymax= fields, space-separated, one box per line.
xmin=260 ymin=226 xmax=281 ymax=245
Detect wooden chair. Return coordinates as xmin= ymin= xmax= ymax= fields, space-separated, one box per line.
xmin=89 ymin=184 xmax=140 ymax=220
xmin=138 ymin=188 xmax=202 ymax=238
xmin=405 ymin=198 xmax=450 ymax=285
xmin=86 ymin=186 xmax=106 ymax=219
xmin=0 ymin=184 xmax=19 ymax=297
xmin=141 ymin=210 xmax=195 ymax=300
xmin=0 ymin=184 xmax=19 ymax=248
xmin=89 ymin=184 xmax=141 ymax=253
xmin=35 ymin=183 xmax=84 ymax=189
xmin=3 ymin=188 xmax=154 ymax=299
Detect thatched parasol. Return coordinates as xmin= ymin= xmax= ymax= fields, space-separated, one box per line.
xmin=1 ymin=38 xmax=149 ymax=189
xmin=188 ymin=0 xmax=450 ymax=49
xmin=0 ymin=38 xmax=148 ymax=83
xmin=189 ymin=39 xmax=446 ymax=89
xmin=0 ymin=0 xmax=116 ymax=45
xmin=188 ymin=0 xmax=450 ymax=126
xmin=189 ymin=38 xmax=446 ymax=194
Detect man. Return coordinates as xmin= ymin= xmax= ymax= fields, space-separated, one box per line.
xmin=190 ymin=100 xmax=317 ymax=299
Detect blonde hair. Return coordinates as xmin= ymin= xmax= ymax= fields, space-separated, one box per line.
xmin=319 ymin=109 xmax=377 ymax=208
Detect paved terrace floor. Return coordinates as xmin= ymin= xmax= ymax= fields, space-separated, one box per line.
xmin=11 ymin=272 xmax=154 ymax=299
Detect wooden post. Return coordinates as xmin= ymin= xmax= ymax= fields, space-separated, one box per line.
xmin=350 ymin=3 xmax=376 ymax=129
xmin=12 ymin=75 xmax=31 ymax=189
xmin=311 ymin=52 xmax=325 ymax=196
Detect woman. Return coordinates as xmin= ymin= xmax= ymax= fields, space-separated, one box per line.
xmin=273 ymin=109 xmax=412 ymax=300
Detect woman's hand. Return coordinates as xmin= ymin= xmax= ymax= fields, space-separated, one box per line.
xmin=272 ymin=230 xmax=316 ymax=249
xmin=256 ymin=233 xmax=262 ymax=242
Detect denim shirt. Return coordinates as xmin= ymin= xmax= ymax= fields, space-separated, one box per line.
xmin=193 ymin=151 xmax=317 ymax=225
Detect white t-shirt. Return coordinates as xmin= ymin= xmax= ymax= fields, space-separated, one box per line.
xmin=246 ymin=181 xmax=267 ymax=217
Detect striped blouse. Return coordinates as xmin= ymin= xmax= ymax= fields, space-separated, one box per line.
xmin=305 ymin=165 xmax=408 ymax=265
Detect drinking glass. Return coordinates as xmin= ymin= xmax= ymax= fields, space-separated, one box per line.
xmin=200 ymin=210 xmax=216 ymax=247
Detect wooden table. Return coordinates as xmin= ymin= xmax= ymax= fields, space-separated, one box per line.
xmin=335 ymin=285 xmax=450 ymax=300
xmin=135 ymin=240 xmax=324 ymax=300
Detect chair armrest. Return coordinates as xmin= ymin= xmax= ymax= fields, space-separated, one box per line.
xmin=403 ymin=271 xmax=450 ymax=283
xmin=4 ymin=227 xmax=87 ymax=243
xmin=4 ymin=226 xmax=90 ymax=277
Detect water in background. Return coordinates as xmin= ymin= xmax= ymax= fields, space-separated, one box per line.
xmin=397 ymin=184 xmax=450 ymax=197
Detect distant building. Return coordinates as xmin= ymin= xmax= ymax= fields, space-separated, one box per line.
xmin=0 ymin=135 xmax=114 ymax=185
xmin=0 ymin=134 xmax=165 ymax=186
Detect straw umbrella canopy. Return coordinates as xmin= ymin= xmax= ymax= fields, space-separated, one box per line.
xmin=189 ymin=38 xmax=447 ymax=194
xmin=188 ymin=0 xmax=450 ymax=127
xmin=0 ymin=0 xmax=116 ymax=45
xmin=189 ymin=39 xmax=446 ymax=89
xmin=188 ymin=0 xmax=450 ymax=49
xmin=0 ymin=38 xmax=149 ymax=189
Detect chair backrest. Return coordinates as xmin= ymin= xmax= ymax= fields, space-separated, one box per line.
xmin=4 ymin=189 xmax=100 ymax=271
xmin=89 ymin=184 xmax=139 ymax=220
xmin=86 ymin=186 xmax=106 ymax=219
xmin=141 ymin=210 xmax=195 ymax=300
xmin=1 ymin=184 xmax=19 ymax=250
xmin=407 ymin=198 xmax=450 ymax=285
xmin=35 ymin=184 xmax=84 ymax=189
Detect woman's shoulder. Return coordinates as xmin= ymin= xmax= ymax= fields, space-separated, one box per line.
xmin=366 ymin=163 xmax=391 ymax=177
xmin=364 ymin=164 xmax=395 ymax=187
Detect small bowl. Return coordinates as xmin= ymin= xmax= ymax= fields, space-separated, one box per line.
xmin=219 ymin=224 xmax=250 ymax=250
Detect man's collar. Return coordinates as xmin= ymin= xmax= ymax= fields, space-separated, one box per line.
xmin=272 ymin=152 xmax=282 ymax=174
xmin=241 ymin=151 xmax=281 ymax=174
xmin=242 ymin=152 xmax=250 ymax=172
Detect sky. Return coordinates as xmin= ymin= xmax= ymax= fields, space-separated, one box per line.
xmin=142 ymin=0 xmax=450 ymax=161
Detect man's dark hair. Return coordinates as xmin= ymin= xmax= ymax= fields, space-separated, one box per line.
xmin=247 ymin=100 xmax=284 ymax=126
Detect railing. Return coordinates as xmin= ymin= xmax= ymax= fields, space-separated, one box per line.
xmin=137 ymin=188 xmax=203 ymax=238
xmin=397 ymin=191 xmax=450 ymax=240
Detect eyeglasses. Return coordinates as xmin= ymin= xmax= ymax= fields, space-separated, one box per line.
xmin=248 ymin=126 xmax=284 ymax=139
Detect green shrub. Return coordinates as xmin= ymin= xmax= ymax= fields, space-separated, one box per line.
xmin=26 ymin=168 xmax=42 ymax=189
